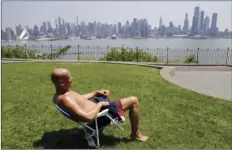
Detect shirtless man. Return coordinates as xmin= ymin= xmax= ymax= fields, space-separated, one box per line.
xmin=51 ymin=68 xmax=148 ymax=142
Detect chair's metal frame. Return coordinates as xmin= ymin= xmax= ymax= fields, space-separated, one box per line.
xmin=55 ymin=105 xmax=124 ymax=148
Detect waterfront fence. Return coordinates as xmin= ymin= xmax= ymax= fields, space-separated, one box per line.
xmin=1 ymin=44 xmax=231 ymax=65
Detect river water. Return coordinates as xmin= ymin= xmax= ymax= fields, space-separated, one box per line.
xmin=2 ymin=38 xmax=232 ymax=64
xmin=2 ymin=38 xmax=232 ymax=49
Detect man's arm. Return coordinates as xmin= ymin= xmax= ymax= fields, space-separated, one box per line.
xmin=60 ymin=95 xmax=109 ymax=123
xmin=81 ymin=91 xmax=97 ymax=100
xmin=82 ymin=89 xmax=110 ymax=100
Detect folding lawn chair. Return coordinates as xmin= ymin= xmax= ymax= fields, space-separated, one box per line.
xmin=54 ymin=102 xmax=124 ymax=148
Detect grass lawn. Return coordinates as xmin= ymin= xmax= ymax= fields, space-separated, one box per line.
xmin=2 ymin=62 xmax=232 ymax=149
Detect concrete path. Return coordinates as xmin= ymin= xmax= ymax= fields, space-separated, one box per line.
xmin=160 ymin=66 xmax=232 ymax=101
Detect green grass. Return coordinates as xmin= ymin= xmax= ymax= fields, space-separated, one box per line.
xmin=2 ymin=62 xmax=232 ymax=149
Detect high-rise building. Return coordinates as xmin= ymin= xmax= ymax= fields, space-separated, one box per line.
xmin=11 ymin=29 xmax=17 ymax=40
xmin=70 ymin=22 xmax=75 ymax=35
xmin=65 ymin=23 xmax=71 ymax=35
xmin=113 ymin=24 xmax=117 ymax=34
xmin=117 ymin=22 xmax=121 ymax=34
xmin=169 ymin=22 xmax=174 ymax=28
xmin=192 ymin=5 xmax=200 ymax=34
xmin=40 ymin=25 xmax=44 ymax=34
xmin=159 ymin=17 xmax=162 ymax=28
xmin=42 ymin=22 xmax=47 ymax=34
xmin=58 ymin=17 xmax=61 ymax=29
xmin=34 ymin=25 xmax=40 ymax=37
xmin=210 ymin=13 xmax=218 ymax=36
xmin=76 ymin=16 xmax=79 ymax=26
xmin=204 ymin=16 xmax=210 ymax=32
xmin=158 ymin=17 xmax=163 ymax=35
xmin=5 ymin=28 xmax=12 ymax=41
xmin=211 ymin=13 xmax=217 ymax=29
xmin=199 ymin=11 xmax=205 ymax=35
xmin=62 ymin=19 xmax=65 ymax=26
xmin=27 ymin=28 xmax=34 ymax=37
xmin=131 ymin=18 xmax=138 ymax=37
xmin=15 ymin=24 xmax=22 ymax=37
xmin=183 ymin=13 xmax=189 ymax=34
xmin=55 ymin=18 xmax=58 ymax=30
xmin=178 ymin=25 xmax=181 ymax=34
xmin=1 ymin=29 xmax=6 ymax=40
xmin=47 ymin=22 xmax=52 ymax=33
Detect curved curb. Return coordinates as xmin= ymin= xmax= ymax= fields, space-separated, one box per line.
xmin=2 ymin=59 xmax=164 ymax=70
xmin=160 ymin=66 xmax=232 ymax=101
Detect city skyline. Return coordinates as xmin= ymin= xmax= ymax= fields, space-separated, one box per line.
xmin=2 ymin=1 xmax=232 ymax=31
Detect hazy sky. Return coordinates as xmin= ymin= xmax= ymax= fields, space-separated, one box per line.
xmin=1 ymin=1 xmax=232 ymax=31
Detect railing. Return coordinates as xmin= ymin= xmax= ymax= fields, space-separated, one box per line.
xmin=1 ymin=44 xmax=232 ymax=65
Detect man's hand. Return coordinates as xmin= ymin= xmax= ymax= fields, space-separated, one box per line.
xmin=98 ymin=101 xmax=110 ymax=107
xmin=95 ymin=90 xmax=110 ymax=97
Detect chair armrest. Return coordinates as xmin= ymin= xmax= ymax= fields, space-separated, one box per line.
xmin=96 ymin=109 xmax=109 ymax=118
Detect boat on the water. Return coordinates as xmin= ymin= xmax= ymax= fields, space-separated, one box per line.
xmin=188 ymin=35 xmax=207 ymax=39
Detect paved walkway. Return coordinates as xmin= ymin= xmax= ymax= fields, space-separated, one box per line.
xmin=160 ymin=66 xmax=232 ymax=101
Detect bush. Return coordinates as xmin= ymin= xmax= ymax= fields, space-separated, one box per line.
xmin=52 ymin=45 xmax=71 ymax=59
xmin=100 ymin=47 xmax=158 ymax=62
xmin=184 ymin=55 xmax=199 ymax=64
xmin=2 ymin=46 xmax=29 ymax=59
xmin=1 ymin=45 xmax=71 ymax=60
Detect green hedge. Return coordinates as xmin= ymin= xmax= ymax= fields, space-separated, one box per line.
xmin=100 ymin=47 xmax=158 ymax=62
xmin=184 ymin=55 xmax=199 ymax=64
xmin=1 ymin=45 xmax=71 ymax=59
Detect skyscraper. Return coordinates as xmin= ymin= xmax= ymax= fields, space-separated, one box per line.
xmin=5 ymin=27 xmax=12 ymax=41
xmin=10 ymin=29 xmax=17 ymax=40
xmin=47 ymin=22 xmax=52 ymax=30
xmin=159 ymin=17 xmax=163 ymax=35
xmin=42 ymin=22 xmax=47 ymax=34
xmin=62 ymin=19 xmax=65 ymax=26
xmin=210 ymin=13 xmax=218 ymax=36
xmin=132 ymin=18 xmax=138 ymax=37
xmin=15 ymin=24 xmax=22 ymax=37
xmin=204 ymin=16 xmax=210 ymax=33
xmin=118 ymin=22 xmax=121 ymax=34
xmin=192 ymin=5 xmax=200 ymax=34
xmin=159 ymin=17 xmax=162 ymax=28
xmin=76 ymin=16 xmax=79 ymax=26
xmin=183 ymin=13 xmax=189 ymax=34
xmin=211 ymin=13 xmax=217 ymax=29
xmin=55 ymin=19 xmax=58 ymax=30
xmin=199 ymin=11 xmax=205 ymax=35
xmin=34 ymin=25 xmax=40 ymax=37
xmin=58 ymin=17 xmax=61 ymax=26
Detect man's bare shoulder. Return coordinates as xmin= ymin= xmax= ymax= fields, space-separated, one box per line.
xmin=53 ymin=94 xmax=67 ymax=104
xmin=54 ymin=91 xmax=80 ymax=103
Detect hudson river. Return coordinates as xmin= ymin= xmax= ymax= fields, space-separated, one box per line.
xmin=2 ymin=38 xmax=232 ymax=49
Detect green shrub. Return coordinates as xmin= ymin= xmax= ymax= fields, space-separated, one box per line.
xmin=1 ymin=45 xmax=71 ymax=60
xmin=52 ymin=45 xmax=71 ymax=59
xmin=100 ymin=47 xmax=158 ymax=62
xmin=184 ymin=55 xmax=199 ymax=64
xmin=2 ymin=46 xmax=26 ymax=58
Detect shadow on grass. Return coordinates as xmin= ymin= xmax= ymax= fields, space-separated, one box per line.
xmin=33 ymin=127 xmax=131 ymax=149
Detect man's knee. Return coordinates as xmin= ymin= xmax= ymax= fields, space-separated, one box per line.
xmin=106 ymin=90 xmax=110 ymax=95
xmin=129 ymin=96 xmax=139 ymax=106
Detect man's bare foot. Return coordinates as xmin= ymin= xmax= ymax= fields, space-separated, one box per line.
xmin=130 ymin=132 xmax=149 ymax=142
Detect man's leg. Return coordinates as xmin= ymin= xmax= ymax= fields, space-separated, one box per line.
xmin=120 ymin=96 xmax=148 ymax=142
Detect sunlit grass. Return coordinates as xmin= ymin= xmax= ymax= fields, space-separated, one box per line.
xmin=2 ymin=63 xmax=232 ymax=148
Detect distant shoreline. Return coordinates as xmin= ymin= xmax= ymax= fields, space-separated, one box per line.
xmin=1 ymin=36 xmax=232 ymax=43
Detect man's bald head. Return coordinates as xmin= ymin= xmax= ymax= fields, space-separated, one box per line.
xmin=50 ymin=68 xmax=71 ymax=85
